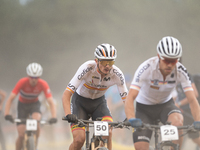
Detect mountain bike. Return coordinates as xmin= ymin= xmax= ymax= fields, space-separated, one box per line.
xmin=129 ymin=119 xmax=200 ymax=150
xmin=14 ymin=118 xmax=48 ymax=150
xmin=62 ymin=116 xmax=130 ymax=150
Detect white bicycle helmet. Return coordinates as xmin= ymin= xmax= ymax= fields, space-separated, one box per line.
xmin=157 ymin=36 xmax=182 ymax=59
xmin=94 ymin=43 xmax=117 ymax=60
xmin=26 ymin=62 xmax=43 ymax=77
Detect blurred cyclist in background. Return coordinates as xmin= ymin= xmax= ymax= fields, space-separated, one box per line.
xmin=105 ymin=74 xmax=132 ymax=144
xmin=125 ymin=36 xmax=200 ymax=150
xmin=174 ymin=58 xmax=200 ymax=149
xmin=0 ymin=89 xmax=7 ymax=150
xmin=62 ymin=43 xmax=128 ymax=150
xmin=4 ymin=62 xmax=57 ymax=150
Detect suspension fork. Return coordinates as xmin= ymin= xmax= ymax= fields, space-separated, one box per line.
xmin=85 ymin=123 xmax=90 ymax=149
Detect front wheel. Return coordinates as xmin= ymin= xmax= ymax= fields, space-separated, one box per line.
xmin=26 ymin=135 xmax=35 ymax=150
xmin=98 ymin=147 xmax=109 ymax=150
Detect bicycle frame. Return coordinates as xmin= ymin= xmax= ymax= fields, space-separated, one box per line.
xmin=152 ymin=125 xmax=179 ymax=150
xmin=63 ymin=117 xmax=130 ymax=150
xmin=14 ymin=118 xmax=48 ymax=150
xmin=140 ymin=122 xmax=197 ymax=150
xmin=82 ymin=120 xmax=109 ymax=150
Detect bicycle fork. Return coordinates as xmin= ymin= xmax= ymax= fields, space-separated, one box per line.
xmin=85 ymin=123 xmax=90 ymax=150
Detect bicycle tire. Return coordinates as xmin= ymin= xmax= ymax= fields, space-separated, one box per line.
xmin=26 ymin=135 xmax=35 ymax=150
xmin=98 ymin=147 xmax=108 ymax=150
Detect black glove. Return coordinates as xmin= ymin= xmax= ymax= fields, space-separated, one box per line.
xmin=5 ymin=115 xmax=14 ymax=123
xmin=49 ymin=118 xmax=57 ymax=124
xmin=128 ymin=118 xmax=142 ymax=128
xmin=123 ymin=118 xmax=131 ymax=126
xmin=193 ymin=121 xmax=200 ymax=130
xmin=66 ymin=114 xmax=78 ymax=124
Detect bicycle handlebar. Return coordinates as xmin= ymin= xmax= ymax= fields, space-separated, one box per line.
xmin=138 ymin=122 xmax=197 ymax=133
xmin=14 ymin=118 xmax=49 ymax=125
xmin=62 ymin=116 xmax=131 ymax=128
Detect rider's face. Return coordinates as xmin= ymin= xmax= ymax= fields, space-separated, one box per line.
xmin=158 ymin=55 xmax=178 ymax=77
xmin=28 ymin=76 xmax=39 ymax=86
xmin=96 ymin=59 xmax=114 ymax=75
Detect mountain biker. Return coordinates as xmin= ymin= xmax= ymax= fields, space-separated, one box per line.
xmin=62 ymin=43 xmax=128 ymax=150
xmin=125 ymin=36 xmax=200 ymax=150
xmin=4 ymin=62 xmax=57 ymax=150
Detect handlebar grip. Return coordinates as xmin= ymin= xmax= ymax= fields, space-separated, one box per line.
xmin=62 ymin=116 xmax=68 ymax=121
xmin=123 ymin=121 xmax=131 ymax=126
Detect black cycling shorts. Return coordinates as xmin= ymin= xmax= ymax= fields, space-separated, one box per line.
xmin=17 ymin=100 xmax=41 ymax=125
xmin=70 ymin=92 xmax=112 ymax=131
xmin=133 ymin=99 xmax=182 ymax=143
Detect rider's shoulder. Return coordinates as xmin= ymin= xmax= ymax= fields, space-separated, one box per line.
xmin=111 ymin=65 xmax=123 ymax=73
xmin=176 ymin=62 xmax=187 ymax=72
xmin=136 ymin=56 xmax=156 ymax=71
xmin=79 ymin=60 xmax=96 ymax=68
xmin=17 ymin=77 xmax=29 ymax=83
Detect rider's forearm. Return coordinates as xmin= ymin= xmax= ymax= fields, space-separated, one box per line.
xmin=62 ymin=90 xmax=72 ymax=115
xmin=4 ymin=93 xmax=15 ymax=115
xmin=125 ymin=100 xmax=136 ymax=120
xmin=190 ymin=99 xmax=200 ymax=121
xmin=47 ymin=97 xmax=57 ymax=118
xmin=125 ymin=89 xmax=138 ymax=120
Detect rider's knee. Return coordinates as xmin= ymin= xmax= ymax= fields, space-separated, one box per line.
xmin=73 ymin=135 xmax=85 ymax=145
xmin=18 ymin=134 xmax=25 ymax=140
xmin=169 ymin=113 xmax=183 ymax=126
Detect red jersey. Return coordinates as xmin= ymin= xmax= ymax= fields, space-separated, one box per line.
xmin=12 ymin=77 xmax=52 ymax=103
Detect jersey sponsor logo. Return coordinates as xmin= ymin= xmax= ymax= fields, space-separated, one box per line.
xmin=68 ymin=83 xmax=76 ymax=91
xmin=150 ymin=85 xmax=159 ymax=90
xmin=103 ymin=77 xmax=110 ymax=81
xmin=178 ymin=65 xmax=190 ymax=80
xmin=78 ymin=67 xmax=93 ymax=80
xmin=92 ymin=76 xmax=100 ymax=79
xmin=151 ymin=80 xmax=172 ymax=85
xmin=152 ymin=79 xmax=159 ymax=85
xmin=135 ymin=64 xmax=150 ymax=82
xmin=120 ymin=92 xmax=128 ymax=97
xmin=113 ymin=69 xmax=124 ymax=85
xmin=87 ymin=82 xmax=107 ymax=89
xmin=168 ymin=81 xmax=175 ymax=84
xmin=171 ymin=73 xmax=174 ymax=78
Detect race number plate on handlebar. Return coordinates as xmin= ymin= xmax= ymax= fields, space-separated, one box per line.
xmin=160 ymin=125 xmax=178 ymax=141
xmin=94 ymin=121 xmax=109 ymax=136
xmin=26 ymin=119 xmax=37 ymax=131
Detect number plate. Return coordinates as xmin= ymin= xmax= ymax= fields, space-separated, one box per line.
xmin=160 ymin=125 xmax=179 ymax=141
xmin=26 ymin=119 xmax=37 ymax=131
xmin=94 ymin=121 xmax=109 ymax=136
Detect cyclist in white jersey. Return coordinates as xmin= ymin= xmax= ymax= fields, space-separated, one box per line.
xmin=125 ymin=36 xmax=200 ymax=150
xmin=62 ymin=43 xmax=128 ymax=150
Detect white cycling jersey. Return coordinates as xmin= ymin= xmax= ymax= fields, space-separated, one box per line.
xmin=130 ymin=56 xmax=193 ymax=105
xmin=66 ymin=60 xmax=128 ymax=101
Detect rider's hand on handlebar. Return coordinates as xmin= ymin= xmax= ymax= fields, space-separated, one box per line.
xmin=66 ymin=114 xmax=78 ymax=124
xmin=193 ymin=121 xmax=200 ymax=130
xmin=5 ymin=115 xmax=14 ymax=123
xmin=49 ymin=118 xmax=57 ymax=124
xmin=128 ymin=118 xmax=142 ymax=128
xmin=123 ymin=118 xmax=131 ymax=126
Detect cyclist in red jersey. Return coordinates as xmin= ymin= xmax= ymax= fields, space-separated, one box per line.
xmin=4 ymin=62 xmax=57 ymax=150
